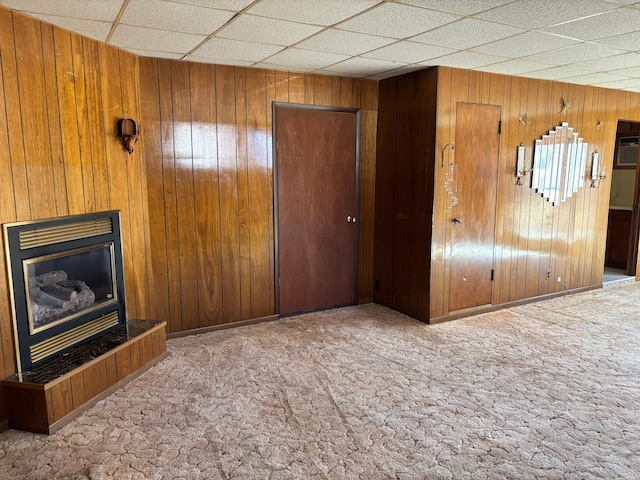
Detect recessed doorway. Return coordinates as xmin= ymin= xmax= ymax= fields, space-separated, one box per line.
xmin=603 ymin=120 xmax=639 ymax=285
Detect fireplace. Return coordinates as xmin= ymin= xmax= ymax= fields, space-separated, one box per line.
xmin=4 ymin=211 xmax=126 ymax=373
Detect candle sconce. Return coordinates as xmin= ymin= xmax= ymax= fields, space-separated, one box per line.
xmin=515 ymin=144 xmax=531 ymax=185
xmin=441 ymin=143 xmax=457 ymax=212
xmin=590 ymin=150 xmax=606 ymax=187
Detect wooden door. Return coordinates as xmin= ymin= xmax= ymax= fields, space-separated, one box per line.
xmin=449 ymin=103 xmax=501 ymax=311
xmin=276 ymin=106 xmax=358 ymax=315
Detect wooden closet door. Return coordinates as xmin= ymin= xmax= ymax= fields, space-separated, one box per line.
xmin=276 ymin=107 xmax=358 ymax=315
xmin=449 ymin=103 xmax=501 ymax=311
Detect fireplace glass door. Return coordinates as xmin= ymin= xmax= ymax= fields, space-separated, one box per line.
xmin=24 ymin=243 xmax=117 ymax=334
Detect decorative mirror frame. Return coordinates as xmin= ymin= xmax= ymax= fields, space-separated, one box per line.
xmin=531 ymin=122 xmax=588 ymax=205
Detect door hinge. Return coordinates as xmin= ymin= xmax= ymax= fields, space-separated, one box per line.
xmin=491 ymin=269 xmax=495 ymax=281
xmin=498 ymin=121 xmax=502 ymax=135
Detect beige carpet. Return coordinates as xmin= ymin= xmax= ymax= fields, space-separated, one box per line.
xmin=1 ymin=282 xmax=640 ymax=479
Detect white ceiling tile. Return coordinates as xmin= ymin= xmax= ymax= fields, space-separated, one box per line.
xmin=122 ymin=48 xmax=185 ymax=60
xmin=394 ymin=0 xmax=513 ymax=16
xmin=185 ymin=56 xmax=254 ymax=66
xmin=193 ymin=37 xmax=283 ymax=62
xmin=121 ymin=0 xmax=234 ymax=35
xmin=524 ymin=43 xmax=626 ymax=66
xmin=608 ymin=65 xmax=640 ymax=77
xmin=110 ymin=24 xmax=206 ymax=54
xmin=246 ymin=0 xmax=381 ymax=26
xmin=475 ymin=58 xmax=552 ymax=75
xmin=168 ymin=0 xmax=254 ymax=11
xmin=216 ymin=14 xmax=323 ymax=45
xmin=297 ymin=29 xmax=395 ymax=56
xmin=311 ymin=69 xmax=368 ymax=78
xmin=337 ymin=3 xmax=460 ymax=39
xmin=569 ymin=52 xmax=640 ymax=71
xmin=365 ymin=65 xmax=427 ymax=80
xmin=594 ymin=30 xmax=640 ymax=51
xmin=475 ymin=0 xmax=617 ymax=29
xmin=422 ymin=51 xmax=509 ymax=69
xmin=544 ymin=8 xmax=640 ymax=41
xmin=524 ymin=65 xmax=593 ymax=81
xmin=472 ymin=31 xmax=579 ymax=58
xmin=2 ymin=0 xmax=122 ymax=21
xmin=559 ymin=72 xmax=627 ymax=85
xmin=593 ymin=78 xmax=640 ymax=89
xmin=323 ymin=56 xmax=404 ymax=75
xmin=261 ymin=48 xmax=349 ymax=69
xmin=411 ymin=18 xmax=524 ymax=50
xmin=26 ymin=13 xmax=113 ymax=42
xmin=251 ymin=62 xmax=316 ymax=73
xmin=362 ymin=41 xmax=455 ymax=63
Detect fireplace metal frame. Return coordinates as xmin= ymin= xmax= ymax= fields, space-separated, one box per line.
xmin=3 ymin=211 xmax=127 ymax=373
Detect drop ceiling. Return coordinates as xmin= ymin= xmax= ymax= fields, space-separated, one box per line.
xmin=3 ymin=0 xmax=640 ymax=92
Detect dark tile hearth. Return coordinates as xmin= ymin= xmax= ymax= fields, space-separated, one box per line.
xmin=5 ymin=319 xmax=163 ymax=385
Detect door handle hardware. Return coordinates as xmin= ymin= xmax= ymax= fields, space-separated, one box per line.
xmin=346 ymin=216 xmax=357 ymax=223
xmin=452 ymin=217 xmax=462 ymax=224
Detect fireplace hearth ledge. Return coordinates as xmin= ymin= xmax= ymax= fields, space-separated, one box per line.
xmin=2 ymin=319 xmax=167 ymax=434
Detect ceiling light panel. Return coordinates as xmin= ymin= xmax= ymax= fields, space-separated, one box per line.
xmin=216 ymin=14 xmax=323 ymax=45
xmin=337 ymin=3 xmax=460 ymax=39
xmin=247 ymin=0 xmax=382 ymax=26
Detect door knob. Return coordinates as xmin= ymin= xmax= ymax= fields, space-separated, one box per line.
xmin=453 ymin=217 xmax=462 ymax=224
xmin=346 ymin=216 xmax=357 ymax=223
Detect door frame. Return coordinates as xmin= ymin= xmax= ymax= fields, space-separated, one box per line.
xmin=272 ymin=102 xmax=361 ymax=314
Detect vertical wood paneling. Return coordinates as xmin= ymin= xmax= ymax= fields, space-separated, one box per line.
xmin=428 ymin=67 xmax=640 ymax=321
xmin=140 ymin=62 xmax=378 ymax=332
xmin=171 ymin=61 xmax=199 ymax=330
xmin=216 ymin=65 xmax=242 ymax=322
xmin=139 ymin=57 xmax=171 ymax=324
xmin=53 ymin=28 xmax=85 ymax=215
xmin=0 ymin=10 xmax=154 ymax=424
xmin=14 ymin=13 xmax=57 ymax=219
xmin=235 ymin=67 xmax=252 ymax=320
xmin=40 ymin=23 xmax=69 ymax=217
xmin=189 ymin=61 xmax=223 ymax=327
xmin=246 ymin=68 xmax=272 ymax=318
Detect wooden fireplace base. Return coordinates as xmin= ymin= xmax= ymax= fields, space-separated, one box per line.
xmin=2 ymin=320 xmax=167 ymax=434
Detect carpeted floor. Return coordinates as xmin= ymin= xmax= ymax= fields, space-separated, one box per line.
xmin=1 ymin=282 xmax=640 ymax=479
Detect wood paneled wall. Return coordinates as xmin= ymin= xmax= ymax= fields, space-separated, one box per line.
xmin=139 ymin=58 xmax=378 ymax=333
xmin=374 ymin=68 xmax=437 ymax=322
xmin=0 ymin=10 xmax=153 ymax=420
xmin=431 ymin=67 xmax=640 ymax=319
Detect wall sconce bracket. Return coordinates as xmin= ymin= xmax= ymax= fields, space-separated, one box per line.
xmin=119 ymin=118 xmax=139 ymax=154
